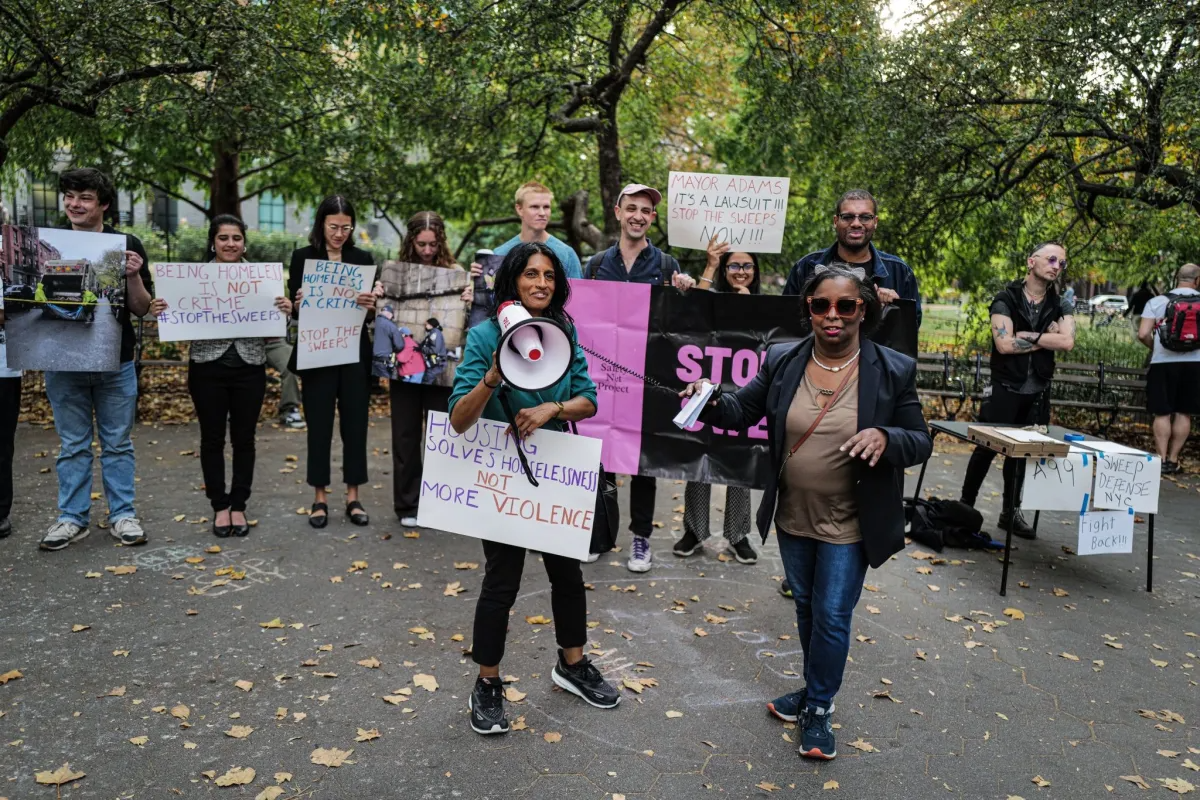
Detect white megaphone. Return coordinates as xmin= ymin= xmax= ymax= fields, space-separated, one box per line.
xmin=495 ymin=301 xmax=573 ymax=391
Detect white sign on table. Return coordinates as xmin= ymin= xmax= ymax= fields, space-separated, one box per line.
xmin=295 ymin=259 xmax=376 ymax=369
xmin=417 ymin=411 xmax=601 ymax=560
xmin=1092 ymin=451 xmax=1160 ymax=514
xmin=153 ymin=262 xmax=286 ymax=341
xmin=666 ymin=171 xmax=790 ymax=253
xmin=1077 ymin=504 xmax=1135 ymax=555
xmin=1022 ymin=451 xmax=1092 ymax=512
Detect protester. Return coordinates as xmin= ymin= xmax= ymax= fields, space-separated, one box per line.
xmin=783 ymin=189 xmax=922 ymax=326
xmin=674 ymin=240 xmax=759 ymax=564
xmin=39 ymin=168 xmax=153 ymax=551
xmin=372 ymin=304 xmax=404 ymax=379
xmin=449 ymin=241 xmax=619 ymax=735
xmin=1137 ymin=263 xmax=1200 ymax=474
xmin=287 ymin=195 xmax=380 ymax=529
xmin=583 ymin=183 xmax=695 ymax=572
xmin=420 ymin=317 xmax=448 ymax=385
xmin=681 ymin=265 xmax=931 ymax=760
xmin=265 ymin=338 xmax=305 ymax=430
xmin=149 ymin=215 xmax=292 ymax=537
xmin=0 ymin=325 xmax=19 ymax=540
xmin=396 ymin=328 xmax=424 ymax=383
xmin=958 ymin=242 xmax=1075 ymax=538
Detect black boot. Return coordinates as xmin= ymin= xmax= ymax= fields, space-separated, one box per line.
xmin=997 ymin=508 xmax=1035 ymax=540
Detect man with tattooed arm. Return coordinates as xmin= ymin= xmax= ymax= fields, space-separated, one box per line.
xmin=958 ymin=242 xmax=1076 ymax=539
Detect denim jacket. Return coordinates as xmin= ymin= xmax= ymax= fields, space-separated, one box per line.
xmin=783 ymin=243 xmax=922 ymax=327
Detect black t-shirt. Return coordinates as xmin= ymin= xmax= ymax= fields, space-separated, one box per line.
xmin=96 ymin=225 xmax=153 ymax=364
xmin=990 ymin=293 xmax=1074 ymax=394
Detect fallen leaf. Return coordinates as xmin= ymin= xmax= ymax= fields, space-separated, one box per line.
xmin=71 ymin=624 xmax=90 ymax=633
xmin=665 ymin=710 xmax=684 ymax=718
xmin=622 ymin=678 xmax=644 ymax=694
xmin=927 ymin=584 xmax=940 ymax=592
xmin=915 ymin=650 xmax=927 ymax=661
xmin=454 ymin=562 xmax=479 ymax=570
xmin=865 ymin=605 xmax=881 ymax=614
xmin=1003 ymin=608 xmax=1025 ymax=620
xmin=543 ymin=731 xmax=562 ymax=743
xmin=403 ymin=531 xmax=420 ymax=539
xmin=183 ymin=741 xmax=197 ymax=750
xmin=1060 ymin=652 xmax=1080 ymax=661
xmin=693 ymin=627 xmax=708 ymax=637
xmin=0 ymin=670 xmax=23 ymax=685
xmin=224 ymin=725 xmax=253 ymax=739
xmin=1121 ymin=775 xmax=1152 ymax=789
xmin=235 ymin=679 xmax=254 ymax=692
xmin=1151 ymin=658 xmax=1169 ymax=668
xmin=1182 ymin=759 xmax=1200 ymax=772
xmin=34 ymin=763 xmax=85 ymax=786
xmin=205 ymin=545 xmax=221 ymax=554
xmin=443 ymin=581 xmax=465 ymax=596
xmin=128 ymin=735 xmax=148 ymax=746
xmin=1031 ymin=775 xmax=1050 ymax=787
xmin=704 ymin=613 xmax=728 ymax=624
xmin=1106 ymin=641 xmax=1125 ymax=649
xmin=259 ymin=618 xmax=284 ymax=629
xmin=105 ymin=565 xmax=137 ymax=575
xmin=413 ymin=673 xmax=439 ymax=692
xmin=256 ymin=788 xmax=285 ymax=800
xmin=848 ymin=737 xmax=878 ymax=753
xmin=275 ymin=772 xmax=292 ymax=783
xmin=824 ymin=780 xmax=840 ymax=790
xmin=525 ymin=614 xmax=551 ymax=625
xmin=756 ymin=782 xmax=781 ymax=792
xmin=105 ymin=686 xmax=126 ymax=697
xmin=170 ymin=704 xmax=190 ymax=720
xmin=1053 ymin=587 xmax=1070 ymax=597
xmin=1159 ymin=777 xmax=1195 ymax=794
xmin=1160 ymin=750 xmax=1181 ymax=758
xmin=310 ymin=747 xmax=353 ymax=767
xmin=213 ymin=767 xmax=255 ymax=787
xmin=355 ymin=728 xmax=381 ymax=742
xmin=357 ymin=657 xmax=381 ymax=669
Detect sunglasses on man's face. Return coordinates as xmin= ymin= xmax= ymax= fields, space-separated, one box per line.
xmin=807 ymin=296 xmax=864 ymax=316
xmin=1040 ymin=254 xmax=1067 ymax=269
xmin=725 ymin=262 xmax=755 ymax=273
xmin=837 ymin=213 xmax=876 ymax=223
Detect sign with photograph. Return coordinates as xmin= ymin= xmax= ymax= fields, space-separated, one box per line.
xmin=417 ymin=411 xmax=601 ymax=560
xmin=296 ymin=259 xmax=376 ymax=370
xmin=377 ymin=261 xmax=469 ymax=387
xmin=666 ymin=171 xmax=790 ymax=253
xmin=153 ymin=262 xmax=286 ymax=341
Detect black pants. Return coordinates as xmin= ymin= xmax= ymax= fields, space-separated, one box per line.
xmin=301 ymin=361 xmax=370 ymax=487
xmin=188 ymin=361 xmax=266 ymax=512
xmin=604 ymin=472 xmax=656 ymax=537
xmin=0 ymin=377 xmax=21 ymax=521
xmin=390 ymin=381 xmax=450 ymax=517
xmin=472 ymin=539 xmax=588 ymax=667
xmin=961 ymin=383 xmax=1049 ymax=509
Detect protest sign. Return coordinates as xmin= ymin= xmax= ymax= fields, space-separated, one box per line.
xmin=1077 ymin=504 xmax=1135 ymax=556
xmin=1022 ymin=451 xmax=1092 ymax=512
xmin=569 ymin=280 xmax=807 ymax=488
xmin=153 ymin=262 xmax=286 ymax=341
xmin=296 ymin=259 xmax=376 ymax=370
xmin=1092 ymin=451 xmax=1160 ymax=514
xmin=417 ymin=411 xmax=601 ymax=560
xmin=377 ymin=261 xmax=469 ymax=386
xmin=666 ymin=171 xmax=790 ymax=253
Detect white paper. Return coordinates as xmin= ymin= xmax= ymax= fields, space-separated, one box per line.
xmin=417 ymin=411 xmax=601 ymax=560
xmin=295 ymin=259 xmax=376 ymax=369
xmin=1022 ymin=452 xmax=1092 ymax=512
xmin=1077 ymin=506 xmax=1135 ymax=555
xmin=153 ymin=262 xmax=286 ymax=341
xmin=673 ymin=383 xmax=715 ymax=429
xmin=1071 ymin=440 xmax=1149 ymax=456
xmin=1092 ymin=451 xmax=1161 ymax=514
xmin=666 ymin=171 xmax=790 ymax=253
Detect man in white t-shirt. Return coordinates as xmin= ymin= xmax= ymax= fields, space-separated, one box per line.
xmin=1138 ymin=263 xmax=1200 ymax=474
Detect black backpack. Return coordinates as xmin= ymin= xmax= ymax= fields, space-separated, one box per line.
xmin=905 ymin=497 xmax=990 ymax=551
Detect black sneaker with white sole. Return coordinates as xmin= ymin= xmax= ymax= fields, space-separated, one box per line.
xmin=731 ymin=537 xmax=758 ymax=564
xmin=468 ymin=677 xmax=509 ymax=735
xmin=551 ymin=650 xmax=620 ymax=709
xmin=673 ymin=529 xmax=702 ymax=557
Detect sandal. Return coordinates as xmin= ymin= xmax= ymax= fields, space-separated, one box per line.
xmin=309 ymin=502 xmax=329 ymax=529
xmin=346 ymin=500 xmax=370 ymax=527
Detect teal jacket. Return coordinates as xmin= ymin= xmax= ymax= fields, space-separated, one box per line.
xmin=449 ymin=318 xmax=597 ymax=431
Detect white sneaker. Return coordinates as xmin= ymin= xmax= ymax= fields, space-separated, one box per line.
xmin=626 ymin=535 xmax=653 ymax=573
xmin=400 ymin=516 xmax=419 ymax=527
xmin=111 ymin=517 xmax=147 ymax=546
xmin=281 ymin=409 xmax=306 ymax=430
xmin=583 ymin=552 xmax=600 ymax=563
xmin=40 ymin=521 xmax=89 ymax=551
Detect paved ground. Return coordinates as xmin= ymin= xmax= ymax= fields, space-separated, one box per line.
xmin=1 ymin=415 xmax=1198 ymax=799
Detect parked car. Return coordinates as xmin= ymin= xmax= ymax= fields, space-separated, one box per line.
xmin=1088 ymin=294 xmax=1129 ymax=312
xmin=3 ymin=283 xmax=35 ymax=313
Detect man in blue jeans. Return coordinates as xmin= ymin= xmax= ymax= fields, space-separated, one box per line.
xmin=39 ymin=168 xmax=154 ymax=551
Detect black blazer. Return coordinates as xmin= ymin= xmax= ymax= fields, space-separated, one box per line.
xmin=286 ymin=243 xmax=376 ymax=373
xmin=702 ymin=338 xmax=932 ymax=568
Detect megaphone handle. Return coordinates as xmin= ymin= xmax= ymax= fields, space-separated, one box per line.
xmin=496 ymin=388 xmax=540 ymax=487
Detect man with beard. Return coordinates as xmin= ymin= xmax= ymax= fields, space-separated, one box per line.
xmin=784 ymin=189 xmax=921 ymax=327
xmin=584 ymin=183 xmax=695 ymax=573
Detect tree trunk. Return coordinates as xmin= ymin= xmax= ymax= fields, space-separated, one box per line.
xmin=210 ymin=139 xmax=241 ymax=218
xmin=560 ymin=190 xmax=607 ymax=254
xmin=596 ymin=103 xmax=623 ymax=244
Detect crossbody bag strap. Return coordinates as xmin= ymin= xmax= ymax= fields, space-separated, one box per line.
xmin=496 ymin=386 xmax=540 ymax=487
xmin=777 ymin=361 xmax=858 ymax=479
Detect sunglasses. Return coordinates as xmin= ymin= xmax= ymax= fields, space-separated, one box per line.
xmin=1039 ymin=254 xmax=1067 ymax=269
xmin=807 ymin=296 xmax=864 ymax=316
xmin=725 ymin=262 xmax=755 ymax=273
xmin=837 ymin=213 xmax=876 ymax=223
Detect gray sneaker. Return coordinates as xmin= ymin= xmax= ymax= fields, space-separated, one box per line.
xmin=40 ymin=521 xmax=89 ymax=551
xmin=111 ymin=517 xmax=147 ymax=546
xmin=281 ymin=409 xmax=306 ymax=430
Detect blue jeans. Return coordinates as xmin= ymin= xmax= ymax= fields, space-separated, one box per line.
xmin=401 ymin=372 xmax=424 ymax=384
xmin=777 ymin=532 xmax=869 ymax=709
xmin=44 ymin=361 xmax=139 ymax=527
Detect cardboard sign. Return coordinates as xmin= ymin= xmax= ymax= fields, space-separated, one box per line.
xmin=666 ymin=171 xmax=790 ymax=253
xmin=296 ymin=259 xmax=376 ymax=369
xmin=1077 ymin=505 xmax=1135 ymax=556
xmin=1093 ymin=451 xmax=1160 ymax=514
xmin=153 ymin=262 xmax=286 ymax=341
xmin=417 ymin=411 xmax=601 ymax=560
xmin=1022 ymin=451 xmax=1091 ymax=511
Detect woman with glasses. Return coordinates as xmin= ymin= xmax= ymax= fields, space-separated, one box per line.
xmin=681 ymin=265 xmax=931 ymax=761
xmin=675 ymin=240 xmax=761 ymax=563
xmin=150 ymin=215 xmax=292 ymax=537
xmin=286 ymin=195 xmax=380 ymax=529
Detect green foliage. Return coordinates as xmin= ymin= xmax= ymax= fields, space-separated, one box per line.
xmin=122 ymin=224 xmax=389 ymax=266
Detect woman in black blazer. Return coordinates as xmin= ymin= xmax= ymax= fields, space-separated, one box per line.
xmin=287 ymin=195 xmax=380 ymax=528
xmin=682 ymin=265 xmax=932 ymax=762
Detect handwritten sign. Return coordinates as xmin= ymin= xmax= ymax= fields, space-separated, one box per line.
xmin=1093 ymin=452 xmax=1160 ymax=514
xmin=153 ymin=262 xmax=286 ymax=341
xmin=666 ymin=171 xmax=790 ymax=253
xmin=1077 ymin=505 xmax=1135 ymax=556
xmin=1022 ymin=451 xmax=1091 ymax=511
xmin=296 ymin=259 xmax=376 ymax=370
xmin=417 ymin=411 xmax=601 ymax=560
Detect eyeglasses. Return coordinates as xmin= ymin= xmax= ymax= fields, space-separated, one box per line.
xmin=325 ymin=223 xmax=354 ymax=234
xmin=837 ymin=213 xmax=877 ymax=223
xmin=1039 ymin=254 xmax=1068 ymax=269
xmin=725 ymin=262 xmax=755 ymax=272
xmin=807 ymin=296 xmax=864 ymax=316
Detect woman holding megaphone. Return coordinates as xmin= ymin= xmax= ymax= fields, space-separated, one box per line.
xmin=449 ymin=241 xmax=620 ymax=736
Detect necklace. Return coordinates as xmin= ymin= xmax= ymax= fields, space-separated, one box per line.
xmin=812 ymin=349 xmax=861 ymax=373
